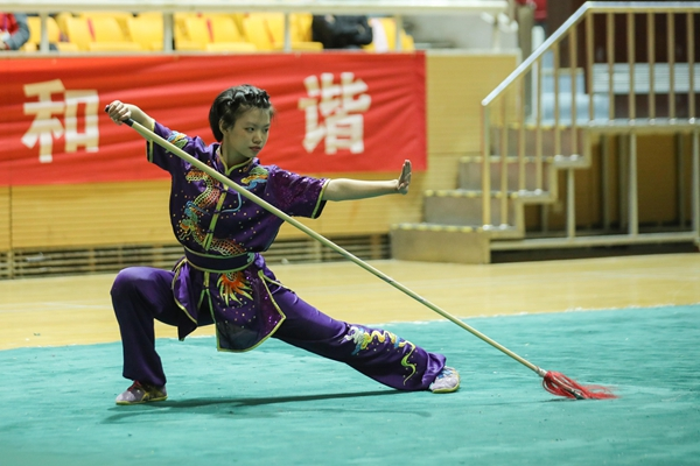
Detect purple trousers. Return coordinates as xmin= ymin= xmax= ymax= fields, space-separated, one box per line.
xmin=111 ymin=267 xmax=445 ymax=391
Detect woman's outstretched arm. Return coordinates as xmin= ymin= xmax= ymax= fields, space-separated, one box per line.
xmin=322 ymin=159 xmax=412 ymax=201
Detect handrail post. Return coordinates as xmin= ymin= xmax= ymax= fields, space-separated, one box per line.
xmin=163 ymin=13 xmax=174 ymax=53
xmin=607 ymin=12 xmax=615 ymax=120
xmin=553 ymin=45 xmax=561 ymax=156
xmin=586 ymin=11 xmax=594 ymax=122
xmin=39 ymin=12 xmax=49 ymax=52
xmin=482 ymin=106 xmax=492 ymax=228
xmin=647 ymin=12 xmax=656 ymax=119
xmin=627 ymin=12 xmax=635 ymax=121
xmin=570 ymin=26 xmax=578 ymax=153
xmin=668 ymin=12 xmax=676 ymax=119
xmin=629 ymin=132 xmax=639 ymax=237
xmin=687 ymin=12 xmax=696 ymax=119
xmin=518 ymin=76 xmax=526 ymax=192
xmin=284 ymin=13 xmax=291 ymax=52
xmin=535 ymin=58 xmax=543 ymax=190
xmin=567 ymin=168 xmax=576 ymax=239
xmin=395 ymin=15 xmax=403 ymax=51
xmin=693 ymin=129 xmax=700 ymax=243
xmin=500 ymin=96 xmax=508 ymax=226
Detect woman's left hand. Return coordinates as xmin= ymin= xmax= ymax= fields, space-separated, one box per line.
xmin=396 ymin=159 xmax=412 ymax=195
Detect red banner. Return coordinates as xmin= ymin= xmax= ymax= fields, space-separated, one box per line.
xmin=0 ymin=53 xmax=425 ymax=186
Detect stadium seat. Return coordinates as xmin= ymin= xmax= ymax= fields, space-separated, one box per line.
xmin=292 ymin=13 xmax=313 ymax=42
xmin=54 ymin=12 xmax=74 ymax=35
xmin=208 ymin=15 xmax=245 ymax=43
xmin=264 ymin=13 xmax=323 ymax=51
xmin=63 ymin=16 xmax=142 ymax=52
xmin=23 ymin=16 xmax=62 ymax=51
xmin=243 ymin=13 xmax=322 ymax=52
xmin=205 ymin=42 xmax=257 ymax=53
xmin=230 ymin=13 xmax=246 ymax=38
xmin=87 ymin=42 xmax=142 ymax=52
xmin=55 ymin=42 xmax=79 ymax=52
xmin=89 ymin=17 xmax=129 ymax=43
xmin=126 ymin=15 xmax=163 ymax=51
xmin=63 ymin=16 xmax=93 ymax=51
xmin=79 ymin=12 xmax=134 ymax=37
xmin=176 ymin=15 xmax=256 ymax=52
xmin=241 ymin=14 xmax=274 ymax=51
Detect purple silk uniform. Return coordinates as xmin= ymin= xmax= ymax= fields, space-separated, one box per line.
xmin=111 ymin=121 xmax=446 ymax=391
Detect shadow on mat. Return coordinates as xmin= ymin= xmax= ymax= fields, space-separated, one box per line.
xmin=103 ymin=389 xmax=409 ymax=422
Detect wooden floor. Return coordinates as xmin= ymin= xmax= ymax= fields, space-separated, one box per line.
xmin=1 ymin=253 xmax=699 ymax=351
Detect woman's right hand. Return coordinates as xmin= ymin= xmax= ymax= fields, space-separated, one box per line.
xmin=105 ymin=100 xmax=132 ymax=125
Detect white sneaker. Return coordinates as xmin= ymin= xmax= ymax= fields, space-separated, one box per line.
xmin=429 ymin=366 xmax=460 ymax=393
xmin=115 ymin=381 xmax=168 ymax=405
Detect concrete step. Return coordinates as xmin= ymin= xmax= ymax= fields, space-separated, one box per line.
xmin=423 ymin=190 xmax=523 ymax=227
xmin=458 ymin=155 xmax=554 ymax=192
xmin=390 ymin=224 xmax=490 ymax=264
xmin=488 ymin=126 xmax=585 ymax=159
xmin=538 ymin=92 xmax=611 ymax=124
xmin=541 ymin=67 xmax=585 ymax=95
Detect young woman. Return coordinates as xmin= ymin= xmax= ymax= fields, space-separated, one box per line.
xmin=106 ymin=84 xmax=459 ymax=405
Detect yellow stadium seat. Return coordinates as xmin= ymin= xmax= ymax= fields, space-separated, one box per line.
xmin=196 ymin=12 xmax=248 ymax=37
xmin=126 ymin=16 xmax=163 ymax=51
xmin=173 ymin=17 xmax=207 ymax=50
xmin=64 ymin=16 xmax=142 ymax=52
xmin=55 ymin=42 xmax=79 ymax=52
xmin=242 ymin=14 xmax=274 ymax=51
xmin=176 ymin=15 xmax=255 ymax=52
xmin=173 ymin=12 xmax=198 ymax=40
xmin=27 ymin=16 xmax=62 ymax=44
xmin=231 ymin=13 xmax=246 ymax=38
xmin=208 ymin=15 xmax=245 ymax=43
xmin=54 ymin=12 xmax=74 ymax=35
xmin=80 ymin=11 xmax=134 ymax=37
xmin=63 ymin=16 xmax=93 ymax=51
xmin=87 ymin=42 xmax=143 ymax=52
xmin=263 ymin=13 xmax=323 ymax=51
xmin=173 ymin=40 xmax=202 ymax=51
xmin=21 ymin=42 xmax=38 ymax=52
xmin=292 ymin=13 xmax=313 ymax=42
xmin=24 ymin=16 xmax=62 ymax=51
xmin=89 ymin=17 xmax=128 ymax=43
xmin=243 ymin=13 xmax=322 ymax=52
xmin=205 ymin=42 xmax=257 ymax=53
xmin=182 ymin=17 xmax=212 ymax=49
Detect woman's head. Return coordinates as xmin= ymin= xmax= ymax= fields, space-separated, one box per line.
xmin=209 ymin=84 xmax=274 ymax=142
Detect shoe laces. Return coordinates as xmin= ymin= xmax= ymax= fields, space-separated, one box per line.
xmin=127 ymin=381 xmax=146 ymax=392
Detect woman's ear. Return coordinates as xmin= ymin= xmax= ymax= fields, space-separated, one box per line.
xmin=219 ymin=119 xmax=228 ymax=136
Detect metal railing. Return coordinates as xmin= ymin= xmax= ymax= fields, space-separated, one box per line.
xmin=481 ymin=1 xmax=700 ymax=248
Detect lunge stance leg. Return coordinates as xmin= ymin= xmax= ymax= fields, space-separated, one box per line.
xmin=271 ymin=288 xmax=451 ymax=391
xmin=111 ymin=267 xmax=180 ymax=403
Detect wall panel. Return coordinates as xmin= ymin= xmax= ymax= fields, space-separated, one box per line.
xmin=11 ymin=181 xmax=172 ymax=249
xmin=427 ymin=52 xmax=518 ymax=156
xmin=0 ymin=187 xmax=10 ymax=251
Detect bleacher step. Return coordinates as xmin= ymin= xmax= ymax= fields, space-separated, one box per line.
xmin=390 ymin=224 xmax=490 ymax=264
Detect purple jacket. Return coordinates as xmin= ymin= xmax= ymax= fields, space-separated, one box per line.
xmin=148 ymin=121 xmax=328 ymax=351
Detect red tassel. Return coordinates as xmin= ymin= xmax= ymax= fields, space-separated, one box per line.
xmin=542 ymin=371 xmax=617 ymax=400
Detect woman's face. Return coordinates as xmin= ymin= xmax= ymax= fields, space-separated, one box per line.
xmin=220 ymin=107 xmax=271 ymax=166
